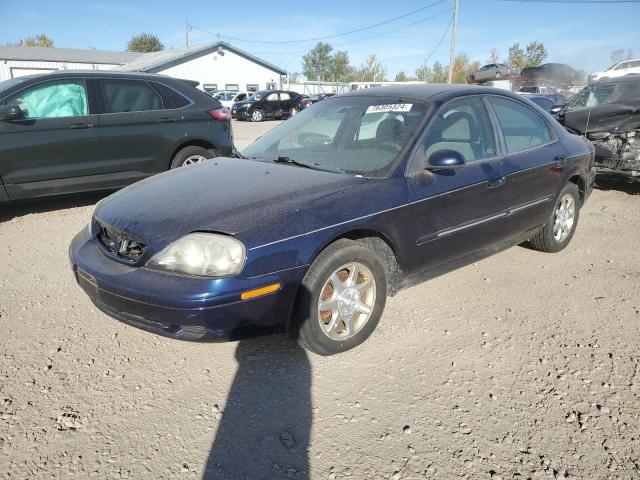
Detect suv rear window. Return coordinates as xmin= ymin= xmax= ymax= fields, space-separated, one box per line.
xmin=152 ymin=82 xmax=191 ymax=108
xmin=101 ymin=80 xmax=163 ymax=113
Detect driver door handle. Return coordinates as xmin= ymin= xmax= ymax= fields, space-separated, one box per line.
xmin=487 ymin=176 xmax=506 ymax=188
xmin=69 ymin=123 xmax=93 ymax=129
xmin=156 ymin=117 xmax=176 ymax=123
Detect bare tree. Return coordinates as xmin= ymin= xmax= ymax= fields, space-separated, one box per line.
xmin=488 ymin=48 xmax=499 ymax=64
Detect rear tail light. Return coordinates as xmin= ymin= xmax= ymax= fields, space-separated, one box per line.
xmin=208 ymin=107 xmax=231 ymax=120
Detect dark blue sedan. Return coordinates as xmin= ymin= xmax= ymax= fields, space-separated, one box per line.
xmin=69 ymin=85 xmax=596 ymax=355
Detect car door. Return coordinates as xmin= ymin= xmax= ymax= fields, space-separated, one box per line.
xmin=262 ymin=92 xmax=281 ymax=118
xmin=96 ymin=78 xmax=180 ymax=188
xmin=0 ymin=78 xmax=101 ymax=199
xmin=403 ymin=95 xmax=509 ymax=274
xmin=483 ymin=95 xmax=567 ymax=239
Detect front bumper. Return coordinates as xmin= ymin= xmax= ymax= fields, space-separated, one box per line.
xmin=69 ymin=229 xmax=307 ymax=342
xmin=231 ymin=108 xmax=251 ymax=119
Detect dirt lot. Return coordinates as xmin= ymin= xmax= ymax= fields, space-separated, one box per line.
xmin=1 ymin=120 xmax=640 ymax=479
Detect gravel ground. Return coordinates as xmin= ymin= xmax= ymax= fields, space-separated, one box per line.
xmin=1 ymin=121 xmax=640 ymax=479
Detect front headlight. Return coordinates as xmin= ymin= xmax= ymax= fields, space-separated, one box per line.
xmin=146 ymin=233 xmax=246 ymax=277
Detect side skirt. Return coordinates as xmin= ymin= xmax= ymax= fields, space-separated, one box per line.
xmin=397 ymin=226 xmax=542 ymax=292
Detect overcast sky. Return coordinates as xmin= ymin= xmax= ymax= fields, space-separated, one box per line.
xmin=1 ymin=0 xmax=639 ymax=77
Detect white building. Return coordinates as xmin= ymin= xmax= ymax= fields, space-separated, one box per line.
xmin=115 ymin=41 xmax=286 ymax=93
xmin=0 ymin=45 xmax=141 ymax=81
xmin=0 ymin=42 xmax=286 ymax=93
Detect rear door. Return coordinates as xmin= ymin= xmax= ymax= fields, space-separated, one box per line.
xmin=96 ymin=78 xmax=183 ymax=188
xmin=484 ymin=95 xmax=566 ymax=238
xmin=0 ymin=78 xmax=101 ymax=199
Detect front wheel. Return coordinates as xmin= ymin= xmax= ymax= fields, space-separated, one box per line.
xmin=495 ymin=72 xmax=502 ymax=79
xmin=250 ymin=109 xmax=264 ymax=122
xmin=292 ymin=239 xmax=387 ymax=356
xmin=528 ymin=182 xmax=580 ymax=253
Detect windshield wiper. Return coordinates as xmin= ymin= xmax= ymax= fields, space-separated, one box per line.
xmin=273 ymin=156 xmax=344 ymax=174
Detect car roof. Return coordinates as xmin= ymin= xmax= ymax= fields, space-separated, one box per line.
xmin=12 ymin=69 xmax=190 ymax=83
xmin=338 ymin=83 xmax=510 ymax=101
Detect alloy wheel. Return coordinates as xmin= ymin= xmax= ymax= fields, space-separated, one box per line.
xmin=182 ymin=155 xmax=207 ymax=166
xmin=317 ymin=262 xmax=376 ymax=341
xmin=252 ymin=110 xmax=263 ymax=121
xmin=553 ymin=193 xmax=576 ymax=242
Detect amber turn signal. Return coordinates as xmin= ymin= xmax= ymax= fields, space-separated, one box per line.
xmin=240 ymin=282 xmax=282 ymax=300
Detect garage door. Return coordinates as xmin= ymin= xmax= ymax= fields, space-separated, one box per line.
xmin=10 ymin=67 xmax=58 ymax=78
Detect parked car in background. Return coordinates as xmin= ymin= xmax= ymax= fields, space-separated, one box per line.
xmin=554 ymin=75 xmax=640 ymax=182
xmin=468 ymin=63 xmax=518 ymax=83
xmin=0 ymin=71 xmax=233 ymax=201
xmin=519 ymin=88 xmax=568 ymax=105
xmin=231 ymin=90 xmax=302 ymax=122
xmin=299 ymin=94 xmax=311 ymax=109
xmin=308 ymin=92 xmax=337 ymax=104
xmin=521 ymin=63 xmax=579 ymax=85
xmin=523 ymin=94 xmax=556 ymax=113
xmin=70 ymin=84 xmax=595 ymax=355
xmin=218 ymin=91 xmax=251 ymax=110
xmin=589 ymin=59 xmax=640 ymax=82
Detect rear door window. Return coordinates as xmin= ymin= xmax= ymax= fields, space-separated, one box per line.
xmin=5 ymin=80 xmax=88 ymax=119
xmin=100 ymin=80 xmax=163 ymax=113
xmin=486 ymin=96 xmax=553 ymax=153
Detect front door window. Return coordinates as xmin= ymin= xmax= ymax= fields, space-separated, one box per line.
xmin=6 ymin=80 xmax=88 ymax=119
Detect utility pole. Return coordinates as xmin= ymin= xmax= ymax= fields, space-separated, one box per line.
xmin=185 ymin=20 xmax=189 ymax=47
xmin=447 ymin=0 xmax=459 ymax=84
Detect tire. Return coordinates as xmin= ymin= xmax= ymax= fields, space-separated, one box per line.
xmin=292 ymin=239 xmax=387 ymax=356
xmin=170 ymin=145 xmax=217 ymax=169
xmin=528 ymin=182 xmax=581 ymax=253
xmin=290 ymin=106 xmax=299 ymax=117
xmin=495 ymin=72 xmax=502 ymax=79
xmin=250 ymin=109 xmax=264 ymax=122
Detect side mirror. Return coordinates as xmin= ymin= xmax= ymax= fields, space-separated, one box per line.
xmin=427 ymin=149 xmax=466 ymax=170
xmin=550 ymin=103 xmax=566 ymax=116
xmin=0 ymin=104 xmax=24 ymax=121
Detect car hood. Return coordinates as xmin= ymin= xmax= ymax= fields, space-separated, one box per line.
xmin=93 ymin=157 xmax=358 ymax=248
xmin=561 ymin=101 xmax=640 ymax=134
xmin=233 ymin=100 xmax=254 ymax=108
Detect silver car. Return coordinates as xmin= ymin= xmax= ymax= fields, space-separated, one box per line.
xmin=470 ymin=63 xmax=518 ymax=83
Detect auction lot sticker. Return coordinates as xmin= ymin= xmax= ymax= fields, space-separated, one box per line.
xmin=366 ymin=103 xmax=413 ymax=113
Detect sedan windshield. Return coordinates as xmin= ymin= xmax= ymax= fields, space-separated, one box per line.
xmin=243 ymin=96 xmax=430 ymax=177
xmin=566 ymin=81 xmax=640 ymax=112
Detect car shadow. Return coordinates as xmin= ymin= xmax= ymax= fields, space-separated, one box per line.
xmin=594 ymin=177 xmax=640 ymax=195
xmin=203 ymin=334 xmax=312 ymax=480
xmin=0 ymin=191 xmax=111 ymax=223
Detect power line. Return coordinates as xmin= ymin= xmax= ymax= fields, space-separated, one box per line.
xmin=423 ymin=13 xmax=454 ymax=65
xmin=190 ymin=0 xmax=446 ymax=45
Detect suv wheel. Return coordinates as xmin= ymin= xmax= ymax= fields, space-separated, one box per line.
xmin=170 ymin=146 xmax=217 ymax=169
xmin=251 ymin=109 xmax=264 ymax=122
xmin=292 ymin=239 xmax=387 ymax=356
xmin=529 ymin=182 xmax=580 ymax=253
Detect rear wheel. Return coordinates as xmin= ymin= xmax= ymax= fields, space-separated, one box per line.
xmin=170 ymin=145 xmax=217 ymax=169
xmin=290 ymin=106 xmax=299 ymax=117
xmin=528 ymin=182 xmax=580 ymax=253
xmin=293 ymin=239 xmax=387 ymax=356
xmin=495 ymin=72 xmax=502 ymax=79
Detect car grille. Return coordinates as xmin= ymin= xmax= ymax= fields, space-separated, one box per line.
xmin=95 ymin=221 xmax=146 ymax=263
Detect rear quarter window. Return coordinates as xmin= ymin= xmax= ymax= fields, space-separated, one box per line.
xmin=152 ymin=82 xmax=192 ymax=108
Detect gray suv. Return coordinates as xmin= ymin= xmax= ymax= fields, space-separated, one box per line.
xmin=0 ymin=71 xmax=234 ymax=202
